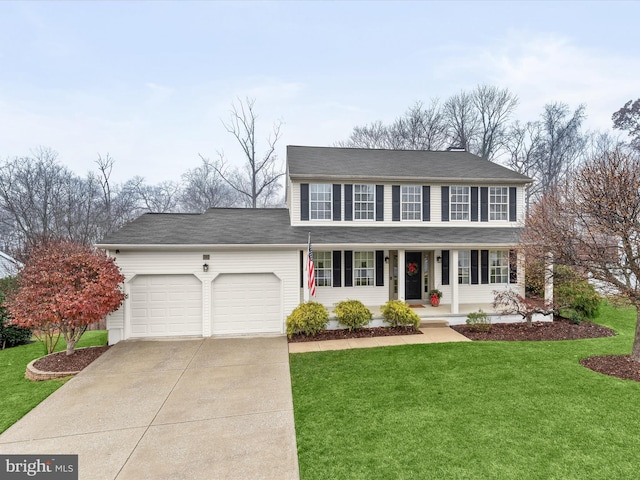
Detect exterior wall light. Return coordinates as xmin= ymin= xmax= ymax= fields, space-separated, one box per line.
xmin=384 ymin=256 xmax=390 ymax=264
xmin=203 ymin=263 xmax=209 ymax=272
xmin=436 ymin=256 xmax=442 ymax=263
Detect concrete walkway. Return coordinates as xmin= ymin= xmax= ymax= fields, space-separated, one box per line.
xmin=288 ymin=326 xmax=470 ymax=353
xmin=0 ymin=337 xmax=299 ymax=480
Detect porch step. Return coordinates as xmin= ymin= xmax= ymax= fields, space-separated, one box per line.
xmin=419 ymin=319 xmax=450 ymax=328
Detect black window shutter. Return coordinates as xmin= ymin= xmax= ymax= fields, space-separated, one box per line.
xmin=471 ymin=187 xmax=479 ymax=222
xmin=441 ymin=186 xmax=449 ymax=222
xmin=480 ymin=187 xmax=488 ymax=222
xmin=333 ymin=251 xmax=342 ymax=287
xmin=333 ymin=184 xmax=341 ymax=221
xmin=471 ymin=250 xmax=479 ymax=285
xmin=375 ymin=250 xmax=384 ymax=286
xmin=441 ymin=250 xmax=450 ymax=286
xmin=509 ymin=187 xmax=517 ymax=222
xmin=509 ymin=249 xmax=518 ymax=284
xmin=344 ymin=250 xmax=353 ymax=287
xmin=422 ymin=186 xmax=431 ymax=221
xmin=392 ymin=185 xmax=400 ymax=221
xmin=299 ymin=250 xmax=304 ymax=288
xmin=481 ymin=250 xmax=489 ymax=284
xmin=344 ymin=184 xmax=353 ymax=221
xmin=376 ymin=185 xmax=384 ymax=221
xmin=300 ymin=183 xmax=309 ymax=221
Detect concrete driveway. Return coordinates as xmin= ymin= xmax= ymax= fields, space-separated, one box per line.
xmin=0 ymin=337 xmax=300 ymax=480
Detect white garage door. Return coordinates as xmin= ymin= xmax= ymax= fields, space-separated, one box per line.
xmin=211 ymin=273 xmax=282 ymax=335
xmin=130 ymin=275 xmax=203 ymax=338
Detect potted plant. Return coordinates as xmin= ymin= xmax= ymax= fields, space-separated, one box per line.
xmin=428 ymin=289 xmax=443 ymax=307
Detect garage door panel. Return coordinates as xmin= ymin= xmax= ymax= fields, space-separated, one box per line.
xmin=130 ymin=274 xmax=203 ymax=338
xmin=212 ymin=273 xmax=282 ymax=335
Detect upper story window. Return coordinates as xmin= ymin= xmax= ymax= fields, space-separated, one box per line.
xmin=314 ymin=251 xmax=332 ymax=287
xmin=310 ymin=184 xmax=332 ymax=220
xmin=354 ymin=251 xmax=375 ymax=286
xmin=401 ymin=185 xmax=421 ymax=220
xmin=450 ymin=186 xmax=470 ymax=221
xmin=458 ymin=250 xmax=470 ymax=284
xmin=490 ymin=250 xmax=509 ymax=284
xmin=490 ymin=187 xmax=508 ymax=221
xmin=354 ymin=184 xmax=375 ymax=220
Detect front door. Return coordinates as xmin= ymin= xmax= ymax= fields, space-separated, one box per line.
xmin=405 ymin=252 xmax=422 ymax=300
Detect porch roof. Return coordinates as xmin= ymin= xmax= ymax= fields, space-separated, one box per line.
xmin=98 ymin=208 xmax=521 ymax=248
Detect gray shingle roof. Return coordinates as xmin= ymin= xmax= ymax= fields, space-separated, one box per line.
xmin=97 ymin=208 xmax=521 ymax=247
xmin=287 ymin=145 xmax=532 ymax=183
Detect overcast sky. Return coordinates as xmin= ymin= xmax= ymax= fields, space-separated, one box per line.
xmin=0 ymin=1 xmax=638 ymax=184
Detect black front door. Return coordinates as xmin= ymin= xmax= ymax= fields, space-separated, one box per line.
xmin=405 ymin=252 xmax=422 ymax=300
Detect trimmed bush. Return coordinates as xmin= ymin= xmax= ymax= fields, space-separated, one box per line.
xmin=554 ymin=265 xmax=600 ymax=322
xmin=381 ymin=300 xmax=420 ymax=328
xmin=333 ymin=300 xmax=372 ymax=331
xmin=286 ymin=301 xmax=329 ymax=338
xmin=0 ymin=322 xmax=32 ymax=349
xmin=466 ymin=309 xmax=491 ymax=332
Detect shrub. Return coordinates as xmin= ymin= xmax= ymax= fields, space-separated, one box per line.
xmin=381 ymin=300 xmax=420 ymax=328
xmin=554 ymin=265 xmax=600 ymax=321
xmin=286 ymin=302 xmax=329 ymax=338
xmin=333 ymin=300 xmax=372 ymax=331
xmin=466 ymin=309 xmax=491 ymax=332
xmin=0 ymin=322 xmax=32 ymax=349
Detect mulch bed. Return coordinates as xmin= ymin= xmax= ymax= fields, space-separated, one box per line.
xmin=33 ymin=346 xmax=110 ymax=373
xmin=451 ymin=317 xmax=616 ymax=341
xmin=288 ymin=326 xmax=422 ymax=343
xmin=580 ymin=355 xmax=640 ymax=382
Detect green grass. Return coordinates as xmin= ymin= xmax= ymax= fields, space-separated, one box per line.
xmin=0 ymin=330 xmax=107 ymax=434
xmin=290 ymin=302 xmax=640 ymax=480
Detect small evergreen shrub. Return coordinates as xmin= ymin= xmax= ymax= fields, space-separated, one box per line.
xmin=333 ymin=300 xmax=372 ymax=331
xmin=466 ymin=309 xmax=491 ymax=332
xmin=0 ymin=322 xmax=33 ymax=349
xmin=554 ymin=265 xmax=600 ymax=321
xmin=286 ymin=301 xmax=329 ymax=338
xmin=381 ymin=300 xmax=420 ymax=328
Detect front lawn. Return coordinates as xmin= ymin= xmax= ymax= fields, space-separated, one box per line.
xmin=290 ymin=303 xmax=640 ymax=480
xmin=0 ymin=331 xmax=107 ymax=434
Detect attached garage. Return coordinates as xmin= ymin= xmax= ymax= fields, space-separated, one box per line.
xmin=211 ymin=273 xmax=282 ymax=335
xmin=130 ymin=274 xmax=203 ymax=338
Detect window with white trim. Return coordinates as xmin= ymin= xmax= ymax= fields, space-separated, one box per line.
xmin=458 ymin=250 xmax=470 ymax=284
xmin=354 ymin=184 xmax=375 ymax=220
xmin=354 ymin=251 xmax=374 ymax=286
xmin=401 ymin=185 xmax=421 ymax=220
xmin=490 ymin=187 xmax=509 ymax=221
xmin=310 ymin=184 xmax=332 ymax=220
xmin=450 ymin=186 xmax=470 ymax=220
xmin=490 ymin=250 xmax=509 ymax=284
xmin=314 ymin=251 xmax=332 ymax=287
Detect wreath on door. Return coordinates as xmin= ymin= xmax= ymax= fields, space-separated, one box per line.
xmin=406 ymin=262 xmax=419 ymax=276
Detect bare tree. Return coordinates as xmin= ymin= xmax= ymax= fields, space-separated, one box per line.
xmin=181 ymin=156 xmax=239 ymax=212
xmin=522 ymin=148 xmax=640 ymax=361
xmin=337 ymin=121 xmax=394 ymax=149
xmin=443 ymin=90 xmax=479 ymax=153
xmin=472 ymin=85 xmax=519 ymax=160
xmin=122 ymin=176 xmax=182 ymax=213
xmin=205 ymin=98 xmax=284 ymax=208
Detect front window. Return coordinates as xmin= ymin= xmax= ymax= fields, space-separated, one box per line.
xmin=490 ymin=187 xmax=508 ymax=221
xmin=310 ymin=184 xmax=332 ymax=220
xmin=354 ymin=184 xmax=375 ymax=220
xmin=354 ymin=251 xmax=374 ymax=286
xmin=458 ymin=250 xmax=470 ymax=284
xmin=490 ymin=250 xmax=509 ymax=284
xmin=450 ymin=186 xmax=470 ymax=220
xmin=401 ymin=185 xmax=421 ymax=220
xmin=314 ymin=251 xmax=332 ymax=287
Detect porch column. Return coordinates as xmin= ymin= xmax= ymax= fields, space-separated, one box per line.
xmin=398 ymin=249 xmax=406 ymax=302
xmin=544 ymin=253 xmax=554 ymax=306
xmin=451 ymin=249 xmax=459 ymax=314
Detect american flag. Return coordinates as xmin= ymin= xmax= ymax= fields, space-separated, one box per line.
xmin=307 ymin=233 xmax=316 ymax=297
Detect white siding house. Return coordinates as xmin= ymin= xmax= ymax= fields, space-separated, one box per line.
xmin=97 ymin=146 xmax=533 ymax=344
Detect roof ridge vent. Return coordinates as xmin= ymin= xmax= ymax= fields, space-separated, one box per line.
xmin=446 ymin=146 xmax=466 ymax=152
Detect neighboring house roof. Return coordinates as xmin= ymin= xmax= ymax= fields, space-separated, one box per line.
xmin=0 ymin=251 xmax=21 ymax=277
xmin=97 ymin=208 xmax=521 ymax=248
xmin=287 ymin=145 xmax=533 ymax=183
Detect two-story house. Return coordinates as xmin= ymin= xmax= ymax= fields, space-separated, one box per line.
xmin=97 ymin=146 xmax=532 ymax=344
